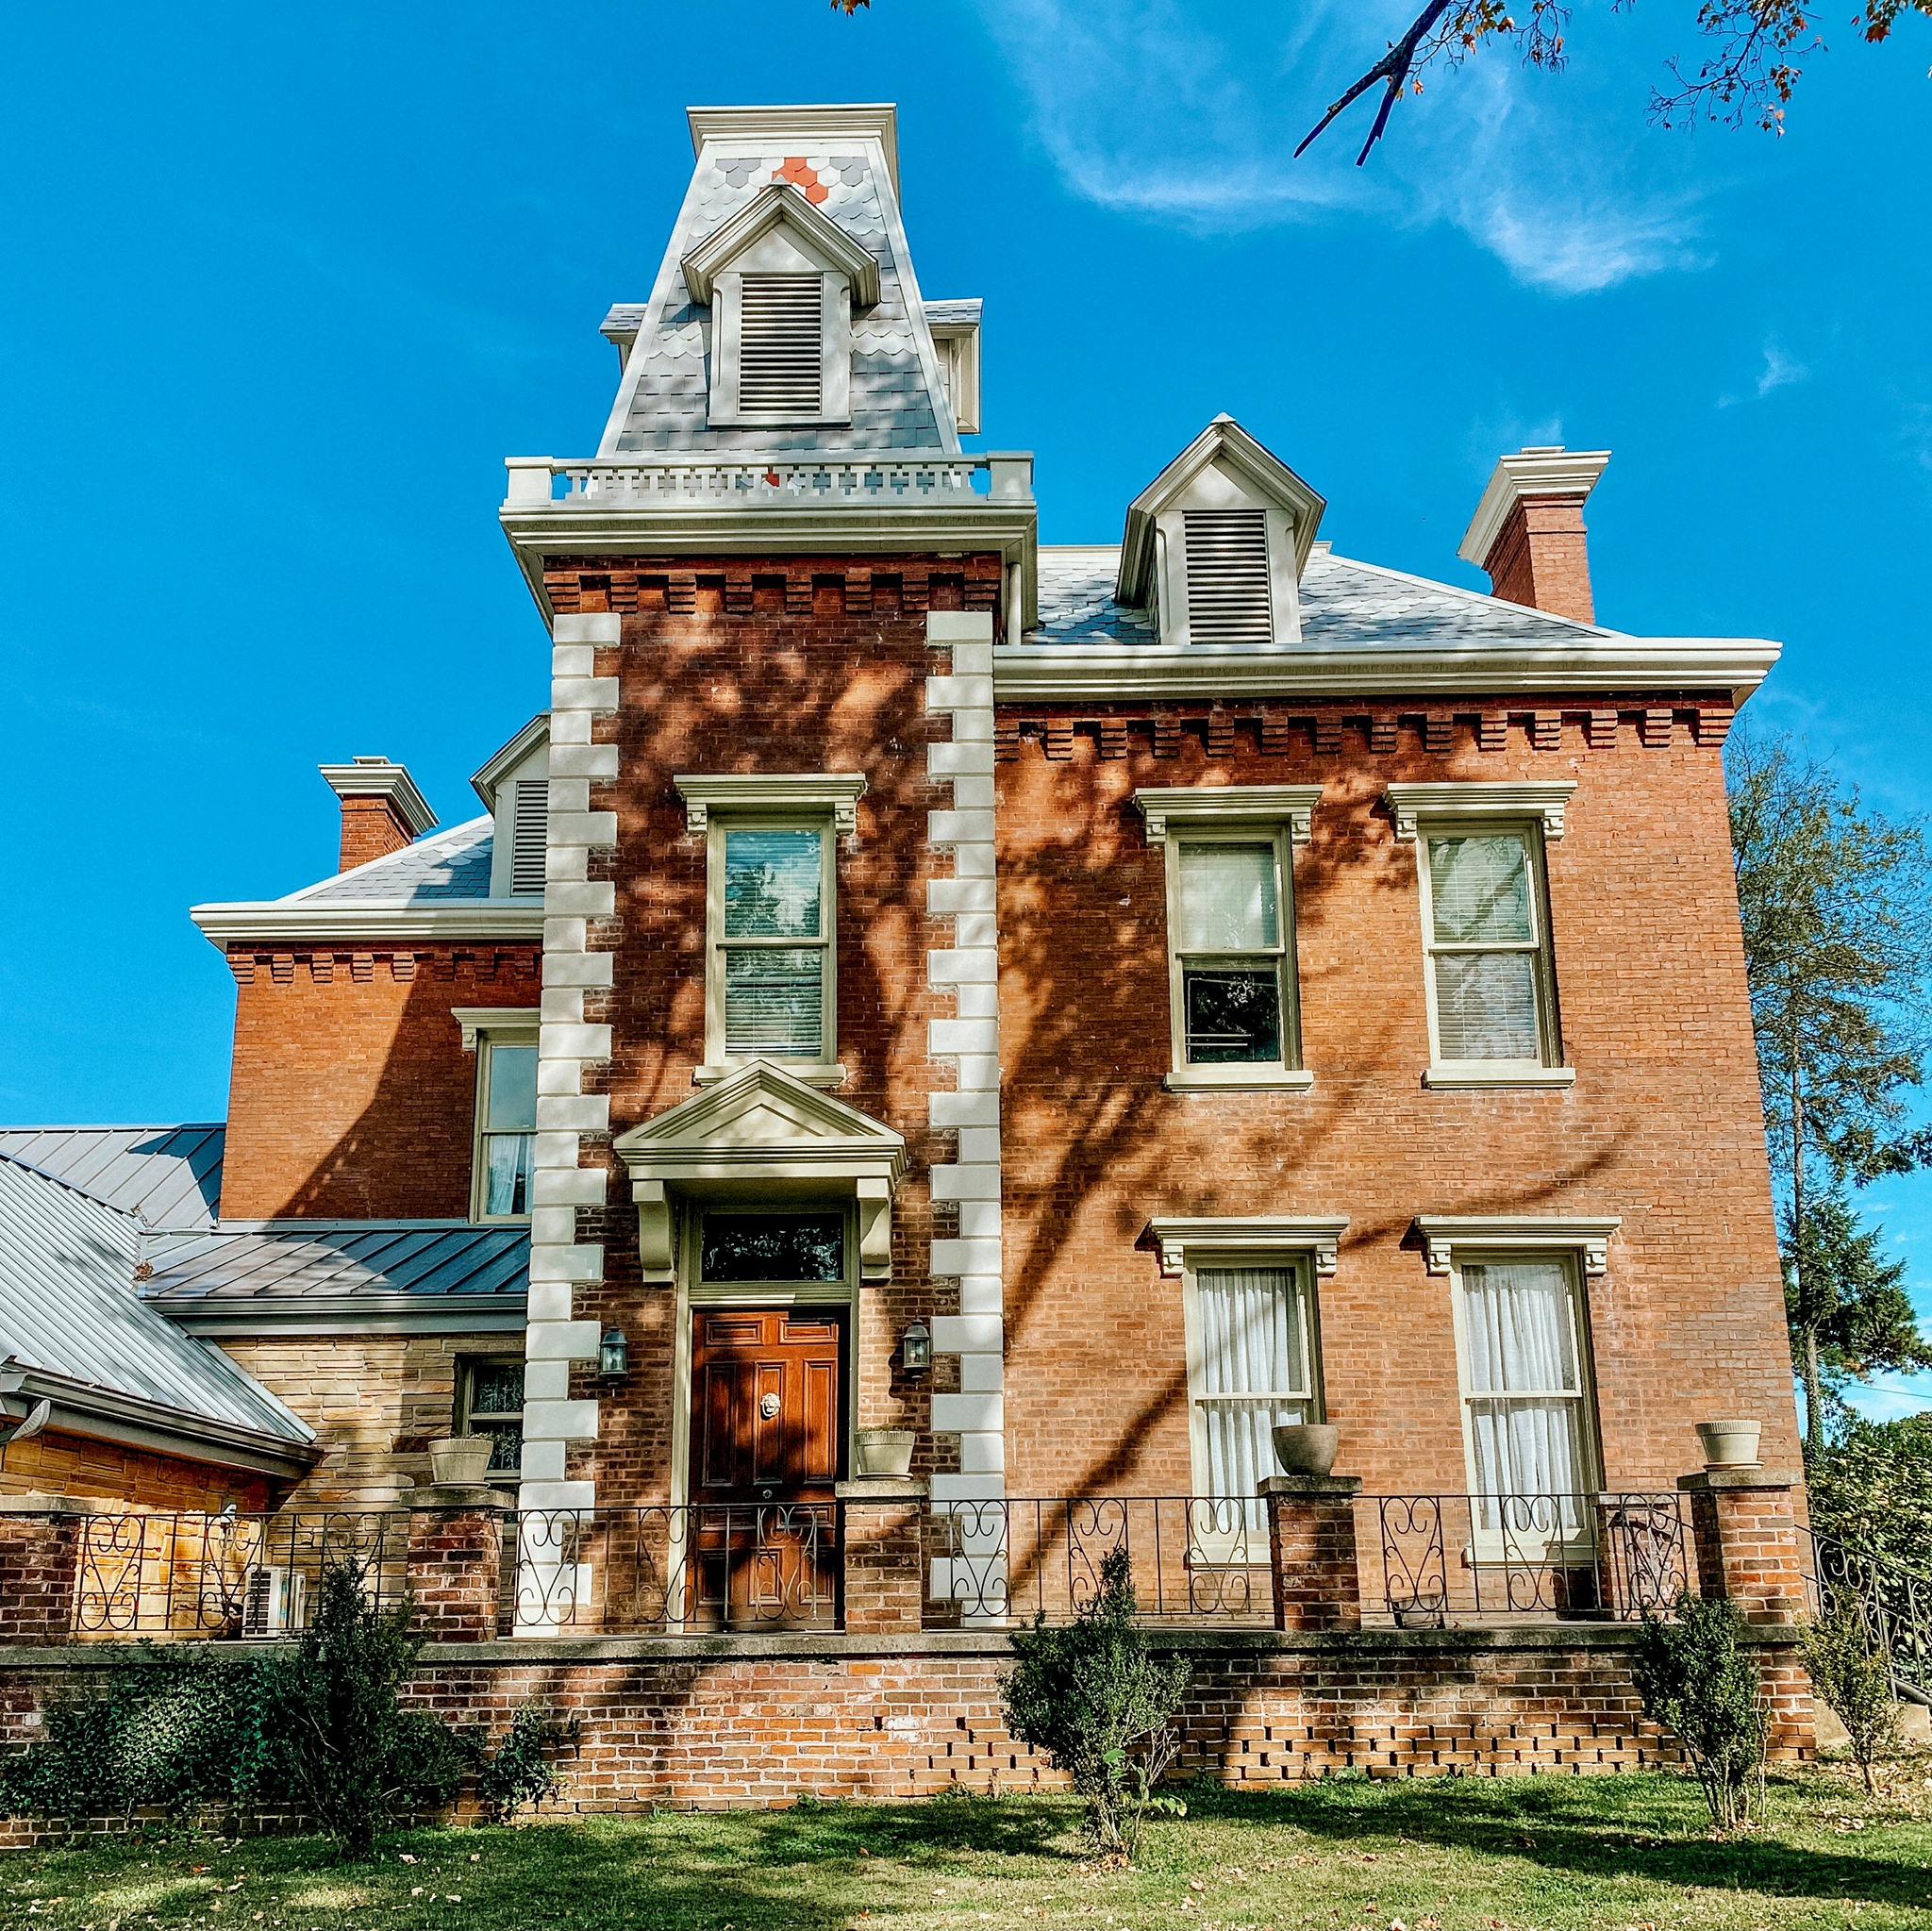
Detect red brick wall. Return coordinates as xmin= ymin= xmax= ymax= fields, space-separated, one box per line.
xmin=0 ymin=1631 xmax=1812 ymax=1823
xmin=336 ymin=796 xmax=416 ymax=873
xmin=546 ymin=557 xmax=1001 ymax=1507
xmin=992 ymin=699 xmax=1795 ymax=1505
xmin=219 ymin=948 xmax=540 ymax=1221
xmin=1483 ymin=496 xmax=1595 ymax=624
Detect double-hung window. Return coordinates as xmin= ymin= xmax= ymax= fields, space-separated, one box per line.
xmin=457 ymin=1357 xmax=526 ymax=1478
xmin=1137 ymin=787 xmax=1322 ymax=1091
xmin=457 ymin=1011 xmax=540 ymax=1224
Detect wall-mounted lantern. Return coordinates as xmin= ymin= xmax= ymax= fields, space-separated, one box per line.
xmin=900 ymin=1319 xmax=932 ymax=1375
xmin=600 ymin=1328 xmax=629 ymax=1379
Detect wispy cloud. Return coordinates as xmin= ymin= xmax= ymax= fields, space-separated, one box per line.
xmin=1757 ymin=341 xmax=1807 ymax=396
xmin=974 ymin=0 xmax=1709 ymax=295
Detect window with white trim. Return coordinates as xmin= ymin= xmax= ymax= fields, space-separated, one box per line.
xmin=1451 ymin=1252 xmax=1599 ymax=1545
xmin=1418 ymin=824 xmax=1560 ymax=1072
xmin=709 ymin=820 xmax=836 ymax=1066
xmin=473 ymin=1036 xmax=537 ymax=1223
xmin=1167 ymin=831 xmax=1301 ymax=1076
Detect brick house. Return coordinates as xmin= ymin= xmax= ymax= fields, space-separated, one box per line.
xmin=0 ymin=103 xmax=1816 ymax=1793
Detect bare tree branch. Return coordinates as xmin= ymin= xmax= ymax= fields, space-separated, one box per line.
xmin=1294 ymin=1 xmax=1457 ymax=165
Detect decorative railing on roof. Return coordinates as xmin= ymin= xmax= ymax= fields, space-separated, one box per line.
xmin=504 ymin=452 xmax=1032 ymax=511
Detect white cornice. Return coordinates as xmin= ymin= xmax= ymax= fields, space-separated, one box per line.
xmin=318 ymin=759 xmax=438 ymax=837
xmin=472 ymin=714 xmax=550 ymax=810
xmin=674 ymin=771 xmax=868 ymax=837
xmin=452 ymin=1007 xmax=541 ymax=1051
xmin=687 ymin=104 xmax=900 ymax=193
xmin=1147 ymin=1215 xmax=1350 ymax=1278
xmin=1383 ymin=780 xmax=1576 ymax=841
xmin=680 ymin=180 xmax=881 ymax=306
xmin=191 ymin=903 xmax=546 ymax=947
xmin=1458 ymin=447 xmax=1611 ymax=569
xmin=991 ymin=637 xmax=1779 ymax=705
xmin=1413 ymin=1214 xmax=1622 ymax=1276
xmin=1134 ymin=784 xmax=1324 ymax=844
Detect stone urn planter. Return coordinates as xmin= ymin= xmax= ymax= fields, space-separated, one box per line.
xmin=428 ymin=1436 xmax=494 ymax=1486
xmin=1271 ymin=1423 xmax=1341 ymax=1478
xmin=1696 ymin=1419 xmax=1763 ymax=1469
xmin=854 ymin=1429 xmax=916 ymax=1478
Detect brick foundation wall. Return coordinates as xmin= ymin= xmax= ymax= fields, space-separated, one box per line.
xmin=0 ymin=1629 xmax=1812 ymax=1819
xmin=219 ymin=948 xmax=541 ymax=1221
xmin=992 ymin=702 xmax=1796 ymax=1504
xmin=0 ymin=1431 xmax=269 ymax=1514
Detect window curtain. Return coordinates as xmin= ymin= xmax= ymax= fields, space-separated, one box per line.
xmin=1195 ymin=1268 xmax=1310 ymax=1519
xmin=1460 ymin=1259 xmax=1588 ymax=1512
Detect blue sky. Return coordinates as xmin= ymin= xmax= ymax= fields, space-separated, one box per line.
xmin=1 ymin=2 xmax=1927 ymax=1407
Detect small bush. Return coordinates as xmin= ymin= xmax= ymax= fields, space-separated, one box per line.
xmin=471 ymin=1705 xmax=580 ymax=1823
xmin=1632 ymin=1591 xmax=1768 ymax=1830
xmin=1802 ymin=1603 xmax=1902 ymax=1793
xmin=0 ymin=1644 xmax=254 ymax=1825
xmin=243 ymin=1557 xmax=462 ymax=1859
xmin=1001 ymin=1546 xmax=1190 ymax=1856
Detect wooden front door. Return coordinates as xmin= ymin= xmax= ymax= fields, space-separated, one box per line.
xmin=690 ymin=1308 xmax=843 ymax=1627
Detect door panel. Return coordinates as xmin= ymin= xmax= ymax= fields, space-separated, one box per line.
xmin=690 ymin=1307 xmax=843 ymax=1627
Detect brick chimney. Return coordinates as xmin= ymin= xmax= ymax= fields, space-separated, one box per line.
xmin=319 ymin=757 xmax=438 ymax=872
xmin=1458 ymin=446 xmax=1610 ymax=625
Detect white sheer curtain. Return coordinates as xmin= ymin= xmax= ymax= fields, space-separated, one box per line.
xmin=1196 ymin=1267 xmax=1311 ymax=1528
xmin=1459 ymin=1259 xmax=1591 ymax=1532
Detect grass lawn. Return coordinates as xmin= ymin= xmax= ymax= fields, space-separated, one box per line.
xmin=7 ymin=1766 xmax=1932 ymax=1931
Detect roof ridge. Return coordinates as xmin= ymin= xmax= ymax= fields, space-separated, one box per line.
xmin=0 ymin=1147 xmax=150 ymax=1231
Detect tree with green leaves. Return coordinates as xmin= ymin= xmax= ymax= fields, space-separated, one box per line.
xmin=1728 ymin=732 xmax=1932 ymax=1449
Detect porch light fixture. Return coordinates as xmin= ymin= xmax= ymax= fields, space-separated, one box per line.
xmin=599 ymin=1328 xmax=628 ymax=1379
xmin=900 ymin=1319 xmax=932 ymax=1375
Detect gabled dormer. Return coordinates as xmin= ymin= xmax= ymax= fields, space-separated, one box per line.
xmin=1116 ymin=416 xmax=1326 ymax=648
xmin=680 ymin=179 xmax=880 ymax=427
xmin=471 ymin=715 xmax=549 ymax=901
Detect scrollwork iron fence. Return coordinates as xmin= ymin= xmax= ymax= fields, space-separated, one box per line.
xmin=1799 ymin=1525 xmax=1932 ymax=1705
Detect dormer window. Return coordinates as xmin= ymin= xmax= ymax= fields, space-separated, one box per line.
xmin=680 ymin=180 xmax=880 ymax=429
xmin=1118 ymin=416 xmax=1327 ymax=650
xmin=471 ymin=714 xmax=550 ymax=901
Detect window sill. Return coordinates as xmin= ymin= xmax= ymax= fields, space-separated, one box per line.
xmin=694 ymin=1062 xmax=849 ymax=1090
xmin=1163 ymin=1068 xmax=1316 ymax=1093
xmin=1424 ymin=1065 xmax=1576 ymax=1090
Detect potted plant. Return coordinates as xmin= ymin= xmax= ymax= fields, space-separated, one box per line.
xmin=428 ymin=1434 xmax=495 ymax=1486
xmin=854 ymin=1428 xmax=916 ymax=1478
xmin=1272 ymin=1423 xmax=1340 ymax=1477
xmin=1695 ymin=1419 xmax=1762 ymax=1469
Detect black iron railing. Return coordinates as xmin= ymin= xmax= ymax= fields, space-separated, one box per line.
xmin=1370 ymin=1492 xmax=1690 ymax=1625
xmin=1800 ymin=1525 xmax=1932 ymax=1705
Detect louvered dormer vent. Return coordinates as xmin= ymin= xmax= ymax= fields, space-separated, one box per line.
xmin=1183 ymin=509 xmax=1274 ymax=646
xmin=738 ymin=275 xmax=824 ymax=416
xmin=509 ymin=780 xmax=549 ymax=896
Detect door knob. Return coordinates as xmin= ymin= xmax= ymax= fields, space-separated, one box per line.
xmin=759 ymin=1392 xmax=781 ymax=1420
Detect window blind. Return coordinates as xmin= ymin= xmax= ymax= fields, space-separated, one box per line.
xmin=738 ymin=275 xmax=824 ymax=416
xmin=509 ymin=781 xmax=548 ymax=897
xmin=1426 ymin=833 xmax=1546 ymax=1061
xmin=1183 ymin=508 xmax=1274 ymax=645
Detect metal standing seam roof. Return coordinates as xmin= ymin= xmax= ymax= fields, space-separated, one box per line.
xmin=0 ymin=1154 xmax=313 ymax=1443
xmin=1024 ymin=545 xmax=1607 ymax=650
xmin=605 ymin=143 xmax=948 ymax=457
xmin=142 ymin=1223 xmax=529 ymax=1304
xmin=0 ymin=1124 xmax=225 ymax=1232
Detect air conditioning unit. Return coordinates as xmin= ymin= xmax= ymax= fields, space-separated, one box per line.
xmin=242 ymin=1564 xmax=305 ymax=1636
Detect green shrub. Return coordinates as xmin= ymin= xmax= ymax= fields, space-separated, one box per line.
xmin=1632 ymin=1592 xmax=1768 ymax=1830
xmin=471 ymin=1705 xmax=580 ymax=1823
xmin=1001 ymin=1545 xmax=1190 ymax=1856
xmin=242 ymin=1557 xmax=462 ymax=1859
xmin=0 ymin=1644 xmax=255 ymax=1825
xmin=1807 ymin=1416 xmax=1932 ymax=1574
xmin=1802 ymin=1603 xmax=1903 ymax=1793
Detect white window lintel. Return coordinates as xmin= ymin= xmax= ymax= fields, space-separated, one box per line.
xmin=1414 ymin=1213 xmax=1621 ymax=1277
xmin=1149 ymin=1214 xmax=1350 ymax=1279
xmin=1135 ymin=784 xmax=1324 ymax=845
xmin=1384 ymin=781 xmax=1575 ymax=842
xmin=453 ymin=1007 xmax=541 ymax=1053
xmin=675 ymin=772 xmax=868 ymax=839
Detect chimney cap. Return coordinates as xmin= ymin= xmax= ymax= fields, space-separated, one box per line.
xmin=318 ymin=757 xmax=438 ymax=839
xmin=1458 ymin=446 xmax=1611 ymax=570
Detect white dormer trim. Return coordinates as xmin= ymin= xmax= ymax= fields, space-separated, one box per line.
xmin=471 ymin=721 xmax=552 ymax=900
xmin=471 ymin=714 xmax=550 ymax=811
xmin=926 ymin=301 xmax=982 ymax=437
xmin=1383 ymin=781 xmax=1576 ymax=841
xmin=1117 ymin=416 xmax=1327 ymax=650
xmin=1134 ymin=785 xmax=1324 ymax=845
xmin=674 ymin=772 xmax=868 ymax=839
xmin=1414 ymin=1214 xmax=1621 ymax=1277
xmin=680 ymin=180 xmax=880 ymax=308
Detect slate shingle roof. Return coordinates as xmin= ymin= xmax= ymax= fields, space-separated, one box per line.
xmin=288 ymin=816 xmax=495 ymax=907
xmin=1026 ymin=545 xmax=1608 ymax=649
